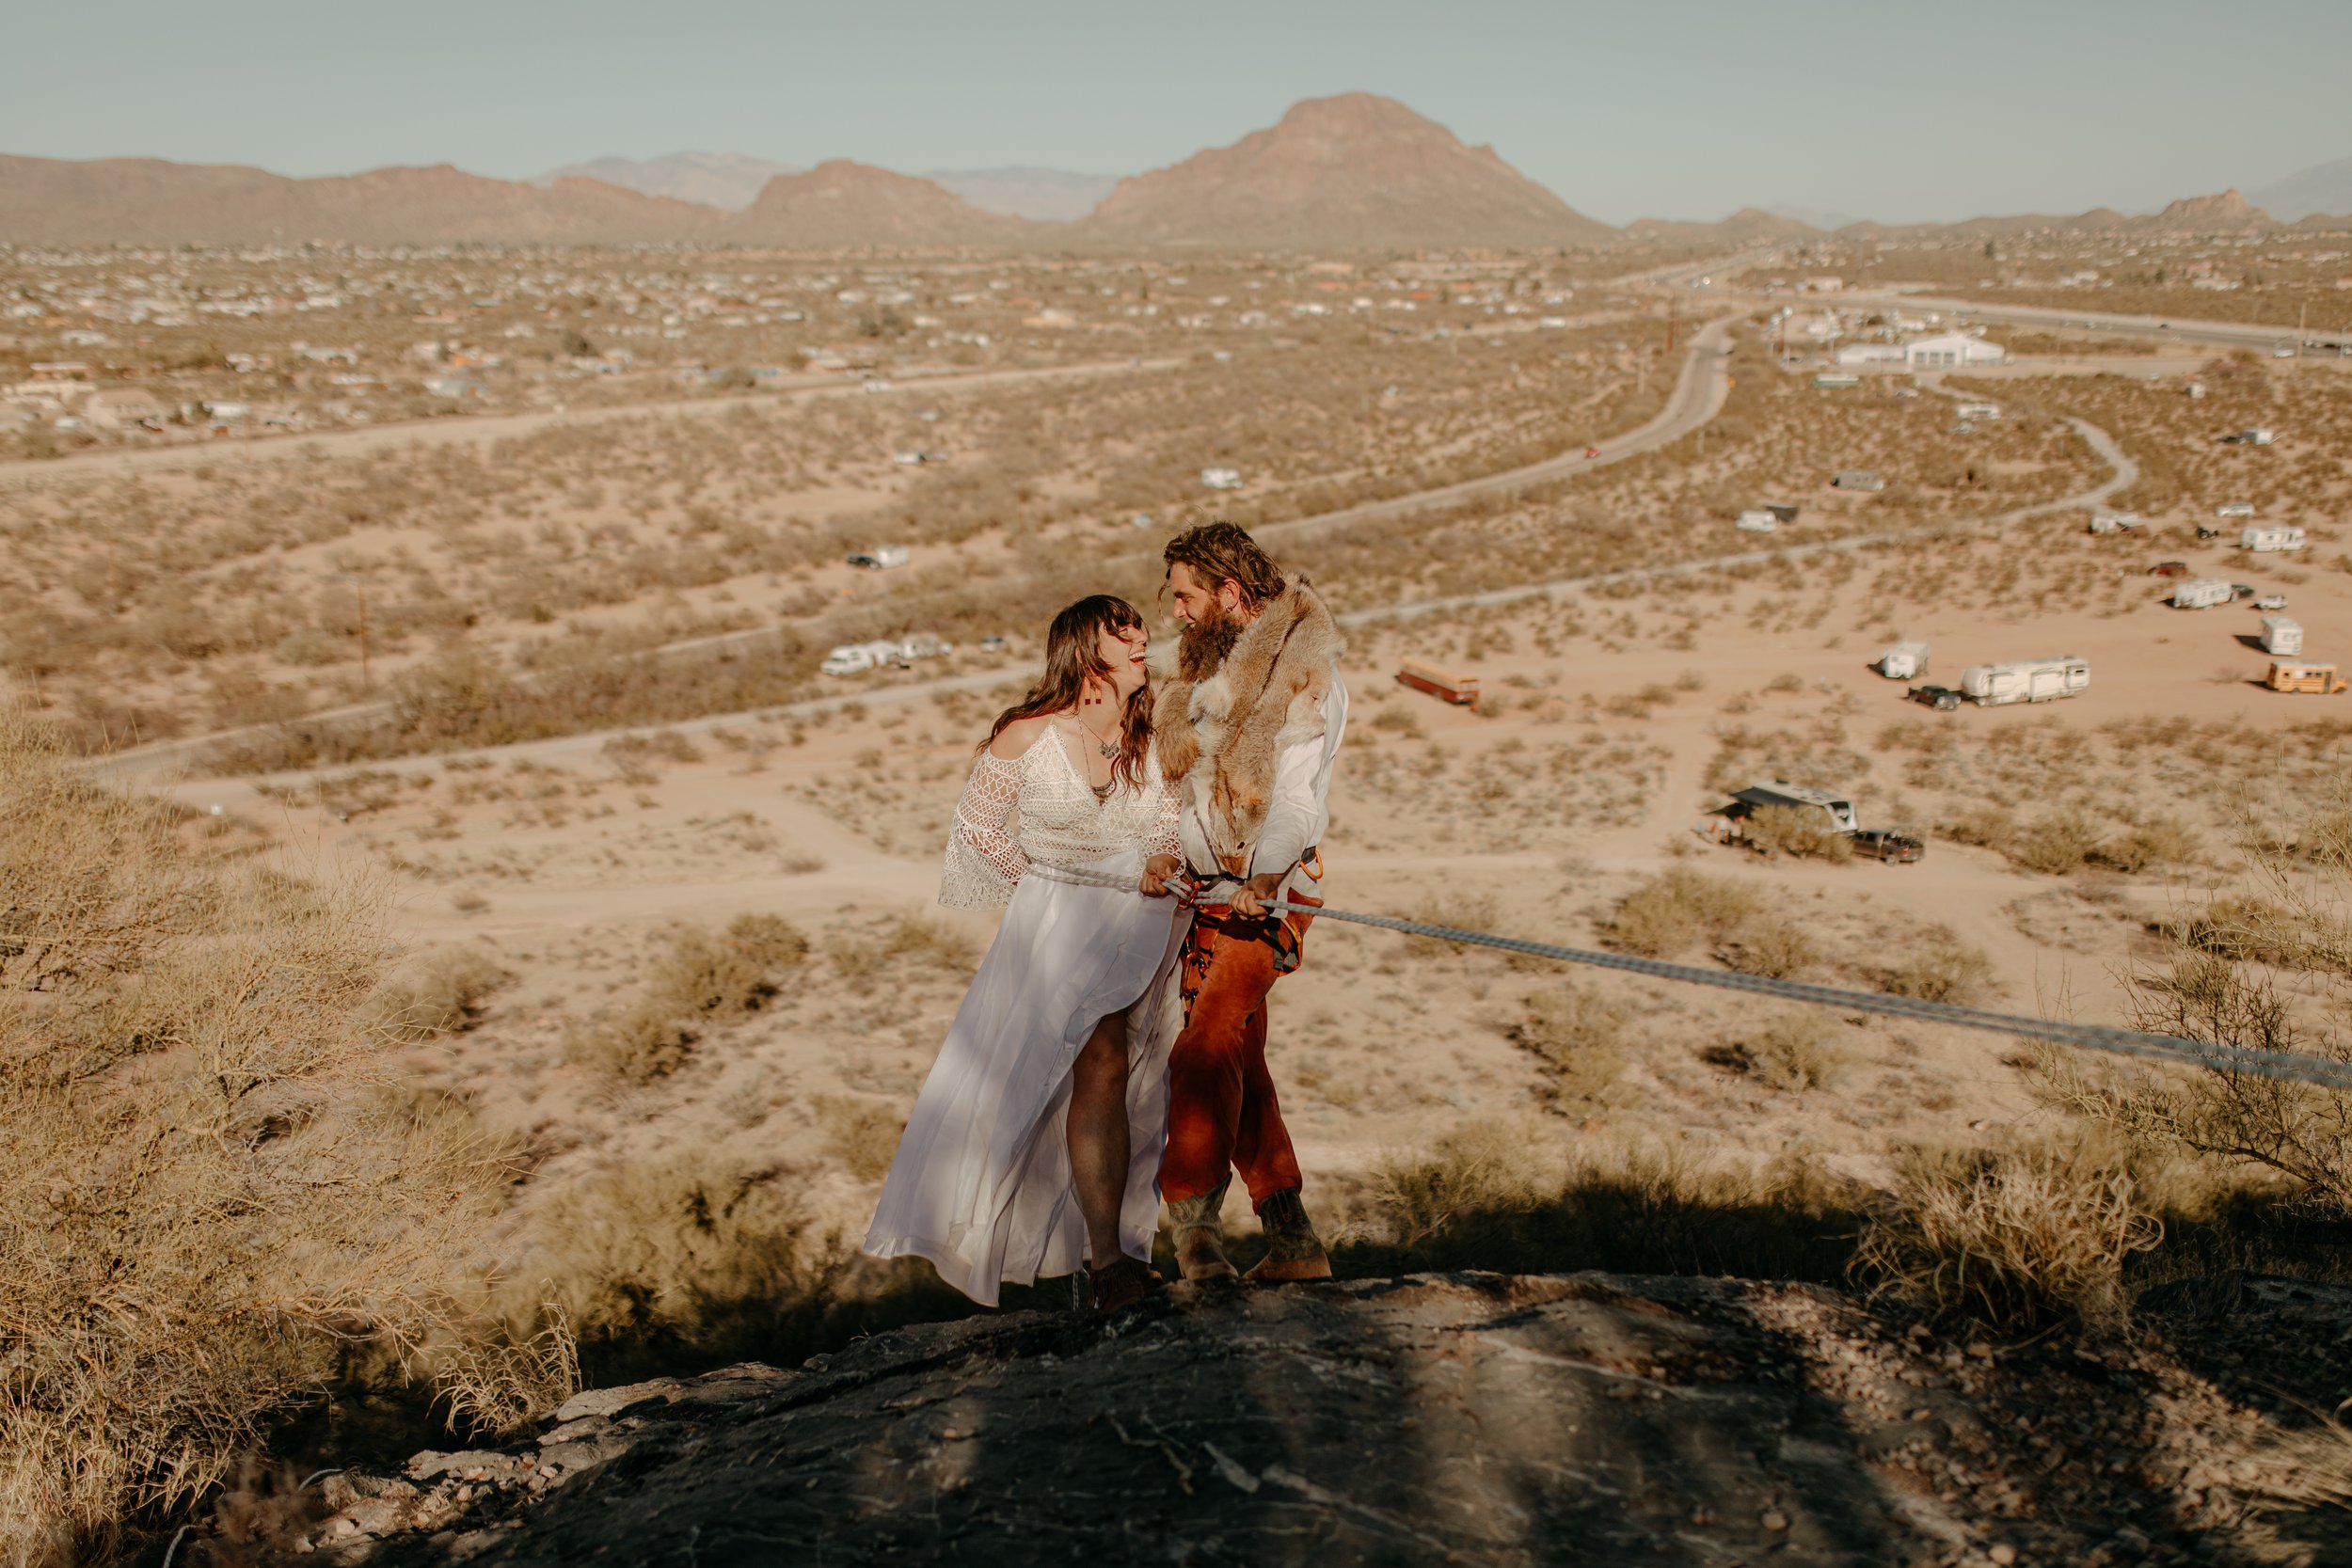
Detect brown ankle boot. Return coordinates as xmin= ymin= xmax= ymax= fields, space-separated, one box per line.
xmin=1166 ymin=1176 xmax=1239 ymax=1282
xmin=1246 ymin=1188 xmax=1331 ymax=1282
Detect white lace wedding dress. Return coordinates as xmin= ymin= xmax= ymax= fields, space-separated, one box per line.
xmin=862 ymin=720 xmax=1189 ymax=1305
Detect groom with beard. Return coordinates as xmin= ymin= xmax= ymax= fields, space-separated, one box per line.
xmin=1152 ymin=522 xmax=1348 ymax=1283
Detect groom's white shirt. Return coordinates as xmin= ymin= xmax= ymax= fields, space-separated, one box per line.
xmin=1176 ymin=673 xmax=1348 ymax=890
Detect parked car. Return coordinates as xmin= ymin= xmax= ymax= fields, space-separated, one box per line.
xmin=2231 ymin=583 xmax=2258 ymax=601
xmin=2253 ymin=594 xmax=2289 ymax=611
xmin=2147 ymin=561 xmax=2190 ymax=577
xmin=1908 ymin=684 xmax=1963 ymax=710
xmin=1850 ymin=829 xmax=1925 ymax=863
xmin=2216 ymin=501 xmax=2255 ymax=518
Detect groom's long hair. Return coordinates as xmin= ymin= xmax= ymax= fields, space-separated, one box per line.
xmin=983 ymin=594 xmax=1154 ymax=792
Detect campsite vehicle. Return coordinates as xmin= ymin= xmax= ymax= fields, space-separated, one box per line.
xmin=846 ymin=545 xmax=911 ymax=570
xmin=2088 ymin=510 xmax=2141 ymax=534
xmin=2148 ymin=561 xmax=2190 ymax=577
xmin=1396 ymin=657 xmax=1479 ymax=707
xmin=1814 ymin=374 xmax=1860 ymax=389
xmin=899 ymin=633 xmax=953 ymax=661
xmin=1831 ymin=469 xmax=1883 ymax=491
xmin=1909 ymin=684 xmax=1962 ymax=710
xmin=1199 ymin=466 xmax=1244 ymax=491
xmin=2196 ymin=525 xmax=2222 ymax=540
xmin=2254 ymin=594 xmax=2289 ymax=611
xmin=1956 ymin=403 xmax=2001 ymax=420
xmin=1851 ymin=829 xmax=1926 ymax=863
xmin=1725 ymin=780 xmax=1859 ymax=834
xmin=2169 ymin=578 xmax=2234 ymax=610
xmin=818 ymin=641 xmax=905 ymax=676
xmin=1583 ymin=445 xmax=1600 ymax=458
xmin=2267 ymin=661 xmax=2347 ymax=695
xmin=2216 ymin=501 xmax=2256 ymax=519
xmin=2232 ymin=583 xmax=2258 ymax=600
xmin=2221 ymin=428 xmax=2275 ymax=445
xmin=978 ymin=635 xmax=1009 ymax=652
xmin=1959 ymin=657 xmax=2089 ymax=706
xmin=2259 ymin=616 xmax=2304 ymax=656
xmin=1879 ymin=641 xmax=1930 ymax=680
xmin=1735 ymin=510 xmax=1779 ymax=532
xmin=2241 ymin=525 xmax=2307 ymax=553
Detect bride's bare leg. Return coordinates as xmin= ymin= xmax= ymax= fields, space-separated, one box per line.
xmin=1067 ymin=1010 xmax=1131 ymax=1268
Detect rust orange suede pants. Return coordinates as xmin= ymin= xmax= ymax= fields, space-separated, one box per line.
xmin=1157 ymin=895 xmax=1317 ymax=1208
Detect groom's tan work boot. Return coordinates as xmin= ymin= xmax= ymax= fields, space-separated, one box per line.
xmin=1168 ymin=1176 xmax=1239 ymax=1282
xmin=1245 ymin=1188 xmax=1331 ymax=1282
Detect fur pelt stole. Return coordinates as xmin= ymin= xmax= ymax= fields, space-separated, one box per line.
xmin=1153 ymin=575 xmax=1343 ymax=874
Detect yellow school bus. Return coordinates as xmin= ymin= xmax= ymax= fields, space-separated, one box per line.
xmin=2267 ymin=660 xmax=2348 ymax=695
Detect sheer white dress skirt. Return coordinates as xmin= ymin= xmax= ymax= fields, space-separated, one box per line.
xmin=862 ymin=845 xmax=1187 ymax=1306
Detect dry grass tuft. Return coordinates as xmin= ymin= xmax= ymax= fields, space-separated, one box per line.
xmin=1878 ymin=927 xmax=1996 ymax=1004
xmin=1751 ymin=1011 xmax=1848 ymax=1093
xmin=365 ymin=945 xmax=512 ymax=1040
xmin=1853 ymin=1142 xmax=2161 ymax=1334
xmin=1741 ymin=804 xmax=1853 ymax=863
xmin=830 ymin=911 xmax=978 ymax=981
xmin=1403 ymin=892 xmax=1502 ymax=958
xmin=568 ymin=914 xmax=810 ymax=1083
xmin=814 ymin=1096 xmax=906 ymax=1181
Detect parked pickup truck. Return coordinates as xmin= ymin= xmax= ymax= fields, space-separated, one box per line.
xmin=1850 ymin=829 xmax=1925 ymax=863
xmin=1907 ymin=684 xmax=1963 ymax=711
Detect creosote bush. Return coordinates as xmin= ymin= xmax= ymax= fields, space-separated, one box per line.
xmin=1878 ymin=927 xmax=1995 ymax=1004
xmin=1513 ymin=984 xmax=1629 ymax=1102
xmin=0 ymin=705 xmax=541 ymax=1564
xmin=1403 ymin=891 xmax=1501 ymax=958
xmin=1740 ymin=804 xmax=1852 ymax=863
xmin=814 ymin=1095 xmax=905 ymax=1181
xmin=829 ymin=911 xmax=978 ymax=981
xmin=567 ymin=913 xmax=810 ymax=1083
xmin=1604 ymin=868 xmax=1761 ymax=959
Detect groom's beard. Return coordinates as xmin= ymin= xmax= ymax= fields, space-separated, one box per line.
xmin=1177 ymin=609 xmax=1241 ymax=682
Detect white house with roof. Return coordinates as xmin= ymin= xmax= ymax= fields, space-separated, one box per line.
xmin=1902 ymin=332 xmax=2006 ymax=370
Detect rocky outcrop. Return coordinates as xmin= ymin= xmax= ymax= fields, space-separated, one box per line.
xmin=1073 ymin=93 xmax=1614 ymax=251
xmin=263 ymin=1271 xmax=2351 ymax=1567
xmin=719 ymin=161 xmax=1033 ymax=249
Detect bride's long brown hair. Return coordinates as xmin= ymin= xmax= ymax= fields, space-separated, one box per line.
xmin=984 ymin=594 xmax=1153 ymax=792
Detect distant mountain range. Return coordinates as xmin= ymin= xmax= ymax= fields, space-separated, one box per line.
xmin=534 ymin=151 xmax=802 ymax=211
xmin=3 ymin=97 xmax=2346 ymax=250
xmin=2248 ymin=155 xmax=2352 ymax=223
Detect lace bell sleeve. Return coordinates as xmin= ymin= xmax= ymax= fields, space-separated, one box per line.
xmin=1149 ymin=774 xmax=1182 ymax=863
xmin=939 ymin=749 xmax=1028 ymax=909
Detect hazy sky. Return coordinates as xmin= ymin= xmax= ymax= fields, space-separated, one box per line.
xmin=4 ymin=0 xmax=2346 ymax=223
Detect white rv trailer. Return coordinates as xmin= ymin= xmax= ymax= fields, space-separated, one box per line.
xmin=1879 ymin=641 xmax=1930 ymax=680
xmin=1959 ymin=657 xmax=2090 ymax=706
xmin=2260 ymin=616 xmax=2304 ymax=656
xmin=1200 ymin=466 xmax=1244 ymax=491
xmin=1735 ymin=510 xmax=1779 ymax=532
xmin=2241 ymin=525 xmax=2307 ymax=553
xmin=2170 ymin=578 xmax=2235 ymax=610
xmin=1729 ymin=780 xmax=1859 ymax=833
xmin=2088 ymin=510 xmax=2140 ymax=534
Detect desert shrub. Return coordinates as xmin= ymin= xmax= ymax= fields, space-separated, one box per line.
xmin=365 ymin=944 xmax=511 ymax=1040
xmin=1852 ymin=1143 xmax=2161 ymax=1334
xmin=0 ymin=705 xmax=534 ymax=1561
xmin=2175 ymin=895 xmax=2317 ymax=969
xmin=1751 ymin=1011 xmax=1847 ymax=1093
xmin=1741 ymin=803 xmax=1853 ymax=863
xmin=1403 ymin=891 xmax=1500 ymax=958
xmin=1604 ymin=868 xmax=1760 ymax=958
xmin=565 ymin=1006 xmax=698 ymax=1083
xmin=2010 ymin=810 xmax=2105 ymax=876
xmin=646 ymin=913 xmax=809 ymax=1017
xmin=499 ymin=1153 xmax=847 ymax=1382
xmin=830 ymin=911 xmax=979 ymax=980
xmin=1879 ymin=927 xmax=1996 ymax=1003
xmin=1513 ymin=984 xmax=1629 ymax=1101
xmin=814 ymin=1095 xmax=905 ymax=1180
xmin=1360 ymin=1130 xmax=1858 ymax=1282
xmin=2099 ymin=815 xmax=2202 ymax=874
xmin=1941 ymin=804 xmax=2018 ymax=855
xmin=1717 ymin=923 xmax=1818 ymax=979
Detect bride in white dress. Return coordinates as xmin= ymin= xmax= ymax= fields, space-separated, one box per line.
xmin=863 ymin=594 xmax=1188 ymax=1314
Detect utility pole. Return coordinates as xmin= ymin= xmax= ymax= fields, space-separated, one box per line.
xmin=2297 ymin=301 xmax=2308 ymax=358
xmin=1665 ymin=293 xmax=1677 ymax=355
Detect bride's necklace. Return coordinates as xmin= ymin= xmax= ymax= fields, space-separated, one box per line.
xmin=1070 ymin=708 xmax=1120 ymax=800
